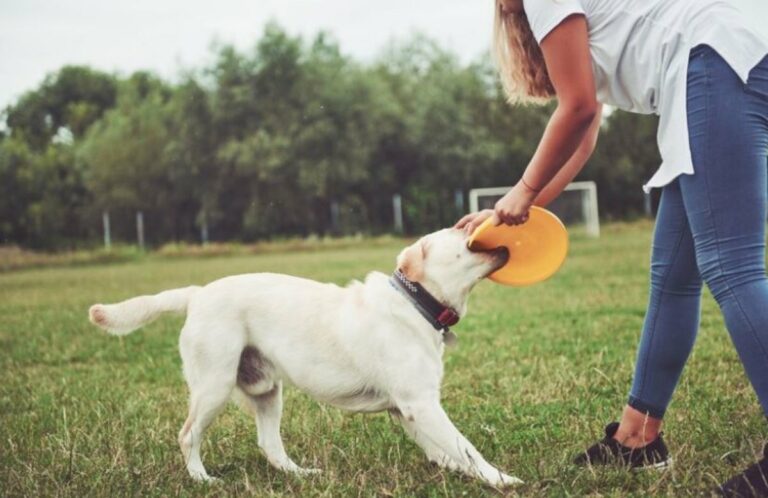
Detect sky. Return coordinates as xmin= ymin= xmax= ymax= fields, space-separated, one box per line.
xmin=1 ymin=0 xmax=767 ymax=110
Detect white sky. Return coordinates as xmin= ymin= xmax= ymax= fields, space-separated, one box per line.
xmin=1 ymin=0 xmax=767 ymax=110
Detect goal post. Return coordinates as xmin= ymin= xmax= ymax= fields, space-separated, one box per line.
xmin=468 ymin=181 xmax=600 ymax=237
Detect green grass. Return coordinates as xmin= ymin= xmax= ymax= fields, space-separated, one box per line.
xmin=1 ymin=221 xmax=766 ymax=497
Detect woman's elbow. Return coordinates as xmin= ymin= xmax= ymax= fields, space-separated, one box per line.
xmin=559 ymin=99 xmax=599 ymax=126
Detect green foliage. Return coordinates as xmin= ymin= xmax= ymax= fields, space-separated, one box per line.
xmin=0 ymin=24 xmax=662 ymax=250
xmin=0 ymin=137 xmax=91 ymax=248
xmin=588 ymin=110 xmax=661 ymax=219
xmin=5 ymin=65 xmax=116 ymax=150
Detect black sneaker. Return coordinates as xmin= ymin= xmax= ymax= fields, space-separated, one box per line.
xmin=718 ymin=444 xmax=768 ymax=497
xmin=573 ymin=422 xmax=672 ymax=470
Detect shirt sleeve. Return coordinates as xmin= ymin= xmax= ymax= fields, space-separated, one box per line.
xmin=523 ymin=0 xmax=585 ymax=44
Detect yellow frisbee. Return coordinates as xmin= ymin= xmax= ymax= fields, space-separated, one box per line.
xmin=467 ymin=206 xmax=569 ymax=286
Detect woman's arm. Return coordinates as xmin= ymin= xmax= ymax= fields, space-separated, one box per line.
xmin=533 ymin=104 xmax=601 ymax=207
xmin=455 ymin=108 xmax=600 ymax=233
xmin=493 ymin=14 xmax=598 ymax=225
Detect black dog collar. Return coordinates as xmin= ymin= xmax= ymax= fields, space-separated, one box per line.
xmin=389 ymin=270 xmax=460 ymax=333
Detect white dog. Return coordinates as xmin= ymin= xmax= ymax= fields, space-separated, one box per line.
xmin=88 ymin=228 xmax=520 ymax=487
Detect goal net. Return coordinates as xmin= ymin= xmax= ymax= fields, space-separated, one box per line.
xmin=468 ymin=181 xmax=600 ymax=237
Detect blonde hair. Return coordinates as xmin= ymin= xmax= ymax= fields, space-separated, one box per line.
xmin=493 ymin=0 xmax=555 ymax=104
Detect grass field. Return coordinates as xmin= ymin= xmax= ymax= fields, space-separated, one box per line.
xmin=2 ymin=221 xmax=766 ymax=497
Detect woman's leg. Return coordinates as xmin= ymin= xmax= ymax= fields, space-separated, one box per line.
xmin=617 ymin=180 xmax=703 ymax=447
xmin=678 ymin=48 xmax=768 ymax=416
xmin=617 ymin=47 xmax=768 ymax=447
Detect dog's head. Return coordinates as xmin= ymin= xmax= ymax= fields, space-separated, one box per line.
xmin=396 ymin=228 xmax=508 ymax=316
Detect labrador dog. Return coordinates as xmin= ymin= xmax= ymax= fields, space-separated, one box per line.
xmin=88 ymin=228 xmax=520 ymax=487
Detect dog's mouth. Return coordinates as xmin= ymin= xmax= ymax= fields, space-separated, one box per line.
xmin=474 ymin=246 xmax=509 ymax=274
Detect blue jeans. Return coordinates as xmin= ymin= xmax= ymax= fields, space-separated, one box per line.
xmin=628 ymin=46 xmax=768 ymax=419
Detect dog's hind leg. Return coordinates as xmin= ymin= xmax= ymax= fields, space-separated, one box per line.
xmin=238 ymin=382 xmax=320 ymax=475
xmin=178 ymin=323 xmax=242 ymax=482
xmin=179 ymin=377 xmax=235 ymax=481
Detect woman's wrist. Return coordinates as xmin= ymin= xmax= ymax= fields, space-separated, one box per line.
xmin=520 ymin=176 xmax=543 ymax=194
xmin=515 ymin=178 xmax=541 ymax=201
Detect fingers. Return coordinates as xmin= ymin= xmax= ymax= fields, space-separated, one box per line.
xmin=490 ymin=212 xmax=502 ymax=226
xmin=456 ymin=210 xmax=494 ymax=234
xmin=494 ymin=208 xmax=530 ymax=226
xmin=465 ymin=220 xmax=483 ymax=235
xmin=464 ymin=210 xmax=494 ymax=235
xmin=454 ymin=213 xmax=476 ymax=229
xmin=494 ymin=195 xmax=527 ymax=225
xmin=457 ymin=207 xmax=530 ymax=232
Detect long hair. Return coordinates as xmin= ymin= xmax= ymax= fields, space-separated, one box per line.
xmin=493 ymin=0 xmax=555 ymax=104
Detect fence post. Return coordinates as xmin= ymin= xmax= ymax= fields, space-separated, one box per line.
xmin=330 ymin=201 xmax=340 ymax=235
xmin=102 ymin=211 xmax=111 ymax=250
xmin=136 ymin=211 xmax=145 ymax=251
xmin=644 ymin=192 xmax=653 ymax=217
xmin=454 ymin=189 xmax=464 ymax=214
xmin=392 ymin=194 xmax=403 ymax=234
xmin=200 ymin=211 xmax=209 ymax=247
xmin=587 ymin=183 xmax=600 ymax=237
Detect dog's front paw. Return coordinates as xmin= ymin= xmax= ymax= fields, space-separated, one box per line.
xmin=493 ymin=472 xmax=523 ymax=488
xmin=189 ymin=470 xmax=220 ymax=483
xmin=294 ymin=467 xmax=322 ymax=476
xmin=278 ymin=461 xmax=322 ymax=476
xmin=429 ymin=456 xmax=460 ymax=472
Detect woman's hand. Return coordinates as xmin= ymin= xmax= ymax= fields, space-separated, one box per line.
xmin=494 ymin=181 xmax=539 ymax=225
xmin=455 ymin=209 xmax=498 ymax=235
xmin=454 ymin=180 xmax=540 ymax=235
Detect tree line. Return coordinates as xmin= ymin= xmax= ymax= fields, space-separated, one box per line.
xmin=0 ymin=23 xmax=661 ymax=250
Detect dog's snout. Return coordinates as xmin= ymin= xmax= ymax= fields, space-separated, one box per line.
xmin=494 ymin=246 xmax=510 ymax=262
xmin=472 ymin=245 xmax=509 ymax=275
xmin=491 ymin=246 xmax=509 ymax=270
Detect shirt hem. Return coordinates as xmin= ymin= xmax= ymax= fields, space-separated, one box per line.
xmin=642 ymin=171 xmax=695 ymax=193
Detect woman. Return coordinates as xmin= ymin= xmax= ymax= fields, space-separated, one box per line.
xmin=456 ymin=0 xmax=768 ymax=494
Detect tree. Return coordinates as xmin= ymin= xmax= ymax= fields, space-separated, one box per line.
xmin=5 ymin=66 xmax=116 ymax=150
xmin=0 ymin=137 xmax=91 ymax=248
xmin=79 ymin=73 xmax=180 ymax=243
xmin=587 ymin=111 xmax=660 ymax=219
xmin=0 ymin=23 xmax=660 ymax=249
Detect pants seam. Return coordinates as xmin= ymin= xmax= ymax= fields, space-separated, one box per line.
xmin=635 ymin=207 xmax=688 ymax=404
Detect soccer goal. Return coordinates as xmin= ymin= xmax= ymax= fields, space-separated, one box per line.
xmin=468 ymin=181 xmax=600 ymax=237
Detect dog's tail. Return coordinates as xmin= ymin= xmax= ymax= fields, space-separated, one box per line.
xmin=88 ymin=286 xmax=201 ymax=336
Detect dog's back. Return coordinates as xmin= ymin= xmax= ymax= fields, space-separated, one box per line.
xmin=88 ymin=273 xmax=344 ymax=337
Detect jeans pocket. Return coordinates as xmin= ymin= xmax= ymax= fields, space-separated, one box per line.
xmin=746 ymin=55 xmax=768 ymax=102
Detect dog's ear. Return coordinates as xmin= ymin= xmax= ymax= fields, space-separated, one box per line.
xmin=397 ymin=240 xmax=428 ymax=281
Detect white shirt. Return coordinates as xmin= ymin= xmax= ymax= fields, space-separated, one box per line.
xmin=523 ymin=0 xmax=768 ymax=192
